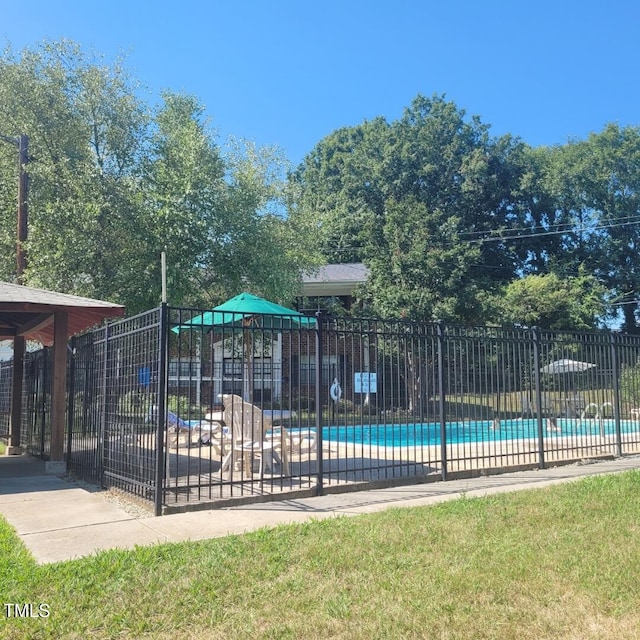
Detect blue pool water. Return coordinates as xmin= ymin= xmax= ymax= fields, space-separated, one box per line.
xmin=320 ymin=418 xmax=638 ymax=448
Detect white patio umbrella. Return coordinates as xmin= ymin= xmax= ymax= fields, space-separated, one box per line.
xmin=540 ymin=359 xmax=596 ymax=416
xmin=540 ymin=359 xmax=596 ymax=374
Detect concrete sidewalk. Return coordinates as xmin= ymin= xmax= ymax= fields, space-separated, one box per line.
xmin=2 ymin=454 xmax=640 ymax=564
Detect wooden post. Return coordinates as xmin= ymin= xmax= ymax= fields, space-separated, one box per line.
xmin=47 ymin=311 xmax=68 ymax=472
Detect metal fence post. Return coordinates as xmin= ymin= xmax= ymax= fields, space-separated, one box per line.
xmin=436 ymin=323 xmax=448 ymax=481
xmin=315 ymin=311 xmax=324 ymax=495
xmin=40 ymin=349 xmax=48 ymax=457
xmin=531 ymin=327 xmax=545 ymax=469
xmin=154 ymin=303 xmax=169 ymax=516
xmin=66 ymin=336 xmax=76 ymax=462
xmin=98 ymin=326 xmax=109 ymax=486
xmin=610 ymin=332 xmax=623 ymax=457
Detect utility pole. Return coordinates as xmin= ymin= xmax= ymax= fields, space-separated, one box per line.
xmin=1 ymin=133 xmax=29 ymax=284
xmin=16 ymin=134 xmax=28 ymax=283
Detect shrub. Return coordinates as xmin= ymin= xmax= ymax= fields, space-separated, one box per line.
xmin=620 ymin=362 xmax=640 ymax=407
xmin=295 ymin=395 xmax=315 ymax=413
xmin=117 ymin=390 xmax=153 ymax=417
xmin=167 ymin=395 xmax=203 ymax=419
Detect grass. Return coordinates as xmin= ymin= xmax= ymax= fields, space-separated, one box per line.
xmin=2 ymin=472 xmax=640 ymax=639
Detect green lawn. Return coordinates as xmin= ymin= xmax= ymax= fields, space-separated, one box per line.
xmin=2 ymin=472 xmax=640 ymax=639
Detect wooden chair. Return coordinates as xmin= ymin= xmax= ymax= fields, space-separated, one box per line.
xmin=220 ymin=394 xmax=289 ymax=478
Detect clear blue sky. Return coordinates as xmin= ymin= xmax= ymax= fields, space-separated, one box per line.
xmin=3 ymin=0 xmax=639 ymax=166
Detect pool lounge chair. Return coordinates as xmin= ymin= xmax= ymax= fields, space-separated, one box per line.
xmin=268 ymin=423 xmax=317 ymax=457
xmin=148 ymin=406 xmax=227 ymax=453
xmin=145 ymin=406 xmax=194 ymax=449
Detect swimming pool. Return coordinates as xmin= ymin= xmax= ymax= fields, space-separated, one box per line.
xmin=320 ymin=418 xmax=639 ymax=448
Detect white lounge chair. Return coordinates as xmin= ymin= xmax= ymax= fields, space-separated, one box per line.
xmin=268 ymin=424 xmax=317 ymax=457
xmin=148 ymin=405 xmax=228 ymax=454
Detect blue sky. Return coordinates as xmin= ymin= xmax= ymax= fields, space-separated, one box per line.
xmin=3 ymin=0 xmax=639 ymax=166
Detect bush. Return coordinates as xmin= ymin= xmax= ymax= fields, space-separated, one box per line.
xmin=620 ymin=362 xmax=640 ymax=406
xmin=166 ymin=395 xmax=206 ymax=419
xmin=117 ymin=390 xmax=153 ymax=417
xmin=295 ymin=395 xmax=315 ymax=413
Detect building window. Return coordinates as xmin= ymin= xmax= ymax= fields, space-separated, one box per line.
xmin=223 ymin=359 xmax=243 ymax=377
xmin=298 ymin=355 xmax=338 ymax=386
xmin=168 ymin=359 xmax=200 ymax=378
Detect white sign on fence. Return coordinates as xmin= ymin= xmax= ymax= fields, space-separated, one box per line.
xmin=354 ymin=372 xmax=377 ymax=394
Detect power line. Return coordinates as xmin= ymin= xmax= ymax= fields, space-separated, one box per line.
xmin=331 ymin=217 xmax=640 ymax=253
xmin=460 ymin=216 xmax=640 ymax=244
xmin=323 ymin=215 xmax=640 ymax=251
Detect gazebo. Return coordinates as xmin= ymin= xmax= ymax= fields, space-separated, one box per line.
xmin=0 ymin=281 xmax=125 ymax=472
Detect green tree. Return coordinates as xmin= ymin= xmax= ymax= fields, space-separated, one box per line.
xmin=531 ymin=126 xmax=640 ymax=331
xmin=580 ymin=125 xmax=640 ymax=333
xmin=363 ymin=197 xmax=482 ymax=321
xmin=291 ymin=117 xmax=389 ymax=264
xmin=292 ymin=94 xmax=530 ymax=322
xmin=496 ymin=270 xmax=606 ymax=330
xmin=0 ymin=40 xmax=148 ymax=306
xmin=0 ymin=40 xmax=316 ymax=313
xmin=140 ymin=91 xmax=227 ymax=308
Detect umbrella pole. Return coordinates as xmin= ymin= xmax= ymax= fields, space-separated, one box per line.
xmin=243 ymin=321 xmax=254 ymax=403
xmin=249 ymin=335 xmax=253 ymax=403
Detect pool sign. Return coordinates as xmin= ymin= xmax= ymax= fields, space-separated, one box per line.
xmin=354 ymin=372 xmax=377 ymax=394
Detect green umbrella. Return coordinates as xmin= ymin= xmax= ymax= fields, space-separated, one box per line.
xmin=173 ymin=293 xmax=316 ymax=401
xmin=173 ymin=292 xmax=316 ymax=332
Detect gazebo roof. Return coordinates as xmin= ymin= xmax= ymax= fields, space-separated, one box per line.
xmin=0 ymin=281 xmax=125 ymax=345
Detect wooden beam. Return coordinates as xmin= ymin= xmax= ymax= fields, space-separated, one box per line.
xmin=0 ymin=303 xmax=122 ymax=314
xmin=0 ymin=303 xmax=51 ymax=313
xmin=16 ymin=312 xmax=53 ymax=336
xmin=0 ymin=328 xmax=17 ymax=338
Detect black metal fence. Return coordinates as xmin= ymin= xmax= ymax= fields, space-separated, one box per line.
xmin=4 ymin=305 xmax=640 ymax=514
xmin=66 ymin=308 xmax=163 ymax=500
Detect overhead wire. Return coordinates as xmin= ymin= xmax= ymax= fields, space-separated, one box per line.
xmin=458 ymin=215 xmax=640 ymax=244
xmin=325 ymin=214 xmax=640 ymax=252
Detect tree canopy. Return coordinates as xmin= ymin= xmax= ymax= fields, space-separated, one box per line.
xmin=293 ymin=95 xmax=535 ymax=322
xmin=292 ymin=94 xmax=640 ymax=331
xmin=2 ymin=40 xmax=639 ymax=332
xmin=0 ymin=40 xmax=315 ymax=313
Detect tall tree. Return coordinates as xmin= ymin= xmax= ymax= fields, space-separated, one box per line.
xmin=140 ymin=92 xmax=227 ymax=308
xmin=292 ymin=94 xmax=529 ymax=322
xmin=0 ymin=40 xmax=316 ymax=314
xmin=291 ymin=117 xmax=389 ymax=264
xmin=0 ymin=40 xmax=148 ymax=306
xmin=581 ymin=125 xmax=640 ymax=332
xmin=209 ymin=139 xmax=314 ymax=304
xmin=532 ymin=126 xmax=640 ymax=331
